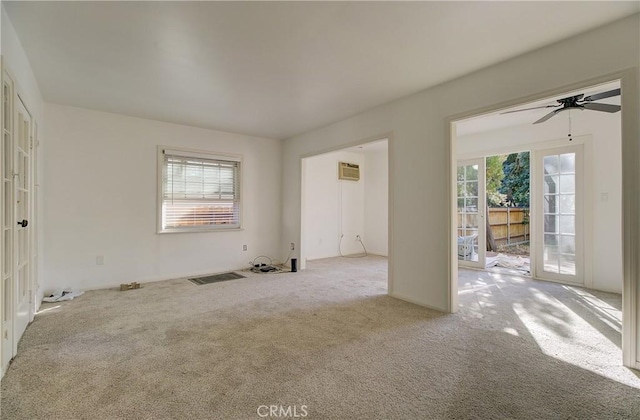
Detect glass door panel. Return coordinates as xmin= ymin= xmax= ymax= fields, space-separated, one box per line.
xmin=457 ymin=159 xmax=485 ymax=268
xmin=535 ymin=145 xmax=583 ymax=283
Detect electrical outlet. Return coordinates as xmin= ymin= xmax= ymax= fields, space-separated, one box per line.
xmin=96 ymin=255 xmax=104 ymax=265
xmin=243 ymin=245 xmax=248 ymax=251
xmin=290 ymin=242 xmax=295 ymax=251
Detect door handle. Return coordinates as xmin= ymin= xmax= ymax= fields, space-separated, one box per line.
xmin=17 ymin=219 xmax=28 ymax=228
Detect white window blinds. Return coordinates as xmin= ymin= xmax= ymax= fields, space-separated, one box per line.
xmin=161 ymin=149 xmax=241 ymax=231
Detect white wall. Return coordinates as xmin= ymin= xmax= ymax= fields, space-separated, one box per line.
xmin=303 ymin=151 xmax=364 ymax=260
xmin=1 ymin=8 xmax=45 ymax=301
xmin=281 ymin=14 xmax=639 ymax=312
xmin=1 ymin=5 xmax=46 ymax=378
xmin=43 ymin=104 xmax=282 ymax=292
xmin=1 ymin=8 xmax=43 ymax=122
xmin=457 ymin=108 xmax=622 ymax=293
xmin=364 ymin=146 xmax=388 ymax=256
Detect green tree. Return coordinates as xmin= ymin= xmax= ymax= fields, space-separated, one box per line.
xmin=500 ymin=152 xmax=530 ymax=207
xmin=486 ymin=155 xmax=506 ymax=207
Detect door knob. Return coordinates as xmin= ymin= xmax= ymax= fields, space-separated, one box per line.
xmin=17 ymin=219 xmax=28 ymax=228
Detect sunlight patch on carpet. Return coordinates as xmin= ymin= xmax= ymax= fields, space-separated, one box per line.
xmin=512 ymin=293 xmax=639 ymax=389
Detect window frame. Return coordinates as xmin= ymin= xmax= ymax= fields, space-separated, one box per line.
xmin=157 ymin=146 xmax=243 ymax=234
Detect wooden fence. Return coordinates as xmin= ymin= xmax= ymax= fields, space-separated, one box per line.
xmin=488 ymin=207 xmax=529 ymax=246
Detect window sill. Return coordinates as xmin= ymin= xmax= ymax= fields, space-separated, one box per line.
xmin=157 ymin=226 xmax=244 ymax=234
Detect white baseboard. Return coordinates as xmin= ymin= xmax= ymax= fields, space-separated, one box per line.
xmin=389 ymin=291 xmax=448 ymax=313
xmin=72 ymin=266 xmax=251 ymax=292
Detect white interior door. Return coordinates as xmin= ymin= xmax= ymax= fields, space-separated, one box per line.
xmin=1 ymin=75 xmax=14 ymax=370
xmin=457 ymin=158 xmax=486 ymax=268
xmin=534 ymin=144 xmax=583 ymax=284
xmin=2 ymin=74 xmax=35 ymax=372
xmin=13 ymin=96 xmax=32 ymax=345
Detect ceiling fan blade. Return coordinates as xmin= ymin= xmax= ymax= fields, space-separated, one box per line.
xmin=583 ymin=102 xmax=621 ymax=113
xmin=500 ymin=104 xmax=560 ymax=114
xmin=582 ymin=88 xmax=620 ymax=102
xmin=533 ymin=109 xmax=560 ymax=124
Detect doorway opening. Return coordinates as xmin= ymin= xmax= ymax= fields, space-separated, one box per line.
xmin=457 ymin=152 xmax=532 ymax=276
xmin=455 ymin=80 xmax=621 ymax=288
xmin=300 ymin=138 xmax=389 ymax=294
xmin=486 ymin=151 xmax=531 ymax=275
xmin=451 ymin=79 xmax=631 ymax=381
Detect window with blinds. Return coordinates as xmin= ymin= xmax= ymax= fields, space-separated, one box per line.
xmin=159 ymin=148 xmax=241 ymax=232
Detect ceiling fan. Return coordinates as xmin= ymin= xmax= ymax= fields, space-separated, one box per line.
xmin=501 ymin=88 xmax=621 ymax=124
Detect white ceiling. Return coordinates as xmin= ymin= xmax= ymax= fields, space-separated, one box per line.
xmin=4 ymin=2 xmax=639 ymax=140
xmin=343 ymin=138 xmax=388 ymax=154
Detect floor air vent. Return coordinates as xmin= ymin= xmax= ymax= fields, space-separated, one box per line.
xmin=189 ymin=272 xmax=245 ymax=285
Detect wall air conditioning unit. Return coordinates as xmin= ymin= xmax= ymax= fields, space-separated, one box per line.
xmin=338 ymin=161 xmax=360 ymax=181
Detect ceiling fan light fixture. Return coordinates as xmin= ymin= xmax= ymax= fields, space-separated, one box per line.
xmin=502 ymin=88 xmax=621 ymax=125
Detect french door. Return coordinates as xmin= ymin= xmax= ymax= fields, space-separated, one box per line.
xmin=1 ymin=73 xmax=13 ymax=370
xmin=457 ymin=158 xmax=486 ymax=269
xmin=533 ymin=144 xmax=583 ymax=284
xmin=1 ymin=67 xmax=35 ymax=372
xmin=13 ymin=96 xmax=32 ymax=343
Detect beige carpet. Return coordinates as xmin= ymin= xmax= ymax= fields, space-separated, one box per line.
xmin=2 ymin=256 xmax=639 ymax=419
